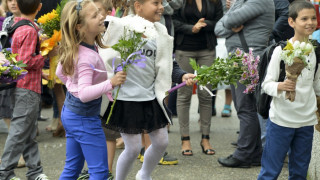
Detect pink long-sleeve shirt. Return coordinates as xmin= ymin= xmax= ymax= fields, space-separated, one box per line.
xmin=56 ymin=45 xmax=113 ymax=103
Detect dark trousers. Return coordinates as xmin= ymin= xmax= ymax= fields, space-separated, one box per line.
xmin=231 ymin=82 xmax=262 ymax=162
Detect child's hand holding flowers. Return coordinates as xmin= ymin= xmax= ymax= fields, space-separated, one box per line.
xmin=182 ymin=73 xmax=197 ymax=86
xmin=110 ymin=71 xmax=127 ymax=88
xmin=280 ymin=40 xmax=313 ymax=102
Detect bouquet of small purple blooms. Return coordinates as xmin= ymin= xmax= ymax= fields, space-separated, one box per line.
xmin=167 ymin=48 xmax=260 ymax=95
xmin=0 ymin=48 xmax=27 ymax=85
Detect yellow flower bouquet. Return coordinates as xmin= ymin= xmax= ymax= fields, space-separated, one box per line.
xmin=37 ymin=0 xmax=67 ymax=88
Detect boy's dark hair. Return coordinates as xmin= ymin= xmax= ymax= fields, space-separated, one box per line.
xmin=17 ymin=0 xmax=41 ymax=15
xmin=289 ymin=1 xmax=315 ymax=20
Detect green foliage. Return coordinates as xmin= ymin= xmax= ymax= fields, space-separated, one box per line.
xmin=190 ymin=54 xmax=244 ymax=89
xmin=111 ymin=27 xmax=147 ymax=72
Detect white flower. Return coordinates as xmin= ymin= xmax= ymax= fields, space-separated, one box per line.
xmin=293 ymin=41 xmax=300 ymax=49
xmin=294 ymin=49 xmax=302 ymax=57
xmin=304 ymin=43 xmax=313 ymax=54
xmin=300 ymin=42 xmax=306 ymax=49
xmin=122 ymin=15 xmax=158 ymax=39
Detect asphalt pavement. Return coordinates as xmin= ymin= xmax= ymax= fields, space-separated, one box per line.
xmin=0 ymin=91 xmax=289 ymax=180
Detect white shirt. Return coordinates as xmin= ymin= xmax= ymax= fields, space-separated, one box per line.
xmin=262 ymin=39 xmax=320 ymax=128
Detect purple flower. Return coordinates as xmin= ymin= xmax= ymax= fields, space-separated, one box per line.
xmin=13 ymin=66 xmax=21 ymax=71
xmin=241 ymin=72 xmax=248 ymax=81
xmin=5 ymin=48 xmax=12 ymax=53
xmin=2 ymin=69 xmax=9 ymax=75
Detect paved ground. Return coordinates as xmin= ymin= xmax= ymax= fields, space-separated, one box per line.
xmin=0 ymin=91 xmax=289 ymax=180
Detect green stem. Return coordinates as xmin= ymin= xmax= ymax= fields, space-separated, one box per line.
xmin=106 ymin=85 xmax=121 ymax=124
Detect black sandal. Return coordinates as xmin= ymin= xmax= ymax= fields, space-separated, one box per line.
xmin=200 ymin=135 xmax=215 ymax=155
xmin=181 ymin=136 xmax=193 ymax=156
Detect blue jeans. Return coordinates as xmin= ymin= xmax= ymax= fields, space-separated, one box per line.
xmin=59 ymin=106 xmax=108 ymax=180
xmin=258 ymin=120 xmax=314 ymax=180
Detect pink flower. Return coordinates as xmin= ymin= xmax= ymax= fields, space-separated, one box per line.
xmin=241 ymin=72 xmax=248 ymax=81
xmin=235 ymin=48 xmax=243 ymax=57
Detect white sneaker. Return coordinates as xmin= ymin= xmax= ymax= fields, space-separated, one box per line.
xmin=35 ymin=174 xmax=49 ymax=180
xmin=9 ymin=177 xmax=21 ymax=180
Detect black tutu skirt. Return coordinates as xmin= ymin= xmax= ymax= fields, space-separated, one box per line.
xmin=102 ymin=99 xmax=168 ymax=134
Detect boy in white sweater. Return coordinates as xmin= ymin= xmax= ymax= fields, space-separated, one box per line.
xmin=258 ymin=1 xmax=320 ymax=179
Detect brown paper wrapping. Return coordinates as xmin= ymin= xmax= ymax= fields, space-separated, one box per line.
xmin=285 ymin=57 xmax=306 ymax=102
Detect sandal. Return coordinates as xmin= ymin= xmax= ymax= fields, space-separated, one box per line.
xmin=181 ymin=136 xmax=193 ymax=156
xmin=200 ymin=135 xmax=215 ymax=155
xmin=221 ymin=104 xmax=232 ymax=117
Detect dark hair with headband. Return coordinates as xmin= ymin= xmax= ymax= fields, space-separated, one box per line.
xmin=17 ymin=0 xmax=41 ymax=15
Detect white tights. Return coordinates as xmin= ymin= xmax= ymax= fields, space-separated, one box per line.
xmin=115 ymin=127 xmax=168 ymax=180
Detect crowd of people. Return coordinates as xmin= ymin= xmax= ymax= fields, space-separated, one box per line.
xmin=0 ymin=0 xmax=319 ymax=180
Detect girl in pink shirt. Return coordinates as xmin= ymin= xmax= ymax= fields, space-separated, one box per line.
xmin=56 ymin=1 xmax=126 ymax=179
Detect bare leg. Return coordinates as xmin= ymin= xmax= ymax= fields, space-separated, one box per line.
xmin=106 ymin=140 xmax=116 ymax=172
xmin=52 ymin=84 xmax=66 ymax=137
xmin=225 ymin=89 xmax=232 ymax=105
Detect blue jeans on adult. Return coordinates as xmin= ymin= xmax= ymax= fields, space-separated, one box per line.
xmin=59 ymin=106 xmax=108 ymax=180
xmin=258 ymin=120 xmax=314 ymax=180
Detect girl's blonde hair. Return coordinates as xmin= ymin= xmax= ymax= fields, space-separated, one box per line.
xmin=59 ymin=0 xmax=107 ymax=76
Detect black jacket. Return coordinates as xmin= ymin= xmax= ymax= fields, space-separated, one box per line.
xmin=172 ymin=0 xmax=223 ymax=50
xmin=271 ymin=0 xmax=294 ymax=42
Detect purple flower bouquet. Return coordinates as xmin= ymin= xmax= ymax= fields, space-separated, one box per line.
xmin=0 ymin=48 xmax=28 ymax=88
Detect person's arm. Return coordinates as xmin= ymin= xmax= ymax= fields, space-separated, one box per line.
xmin=313 ymin=61 xmax=320 ymax=96
xmin=172 ymin=61 xmax=196 ymax=85
xmin=222 ymin=0 xmax=266 ymax=30
xmin=172 ymin=9 xmax=194 ymax=35
xmin=262 ymin=46 xmax=284 ymax=98
xmin=77 ymin=56 xmax=114 ymax=103
xmin=77 ymin=55 xmax=126 ymax=103
xmin=168 ymin=0 xmax=183 ymax=10
xmin=172 ymin=60 xmax=186 ymax=83
xmin=55 ymin=62 xmax=68 ymax=84
xmin=202 ymin=0 xmax=224 ymax=32
xmin=214 ymin=15 xmax=234 ymax=38
xmin=271 ymin=0 xmax=291 ymax=42
xmin=13 ymin=28 xmax=45 ymax=70
xmin=162 ymin=0 xmax=175 ymax=16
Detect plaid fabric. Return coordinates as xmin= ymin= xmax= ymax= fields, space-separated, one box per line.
xmin=11 ymin=17 xmax=44 ymax=94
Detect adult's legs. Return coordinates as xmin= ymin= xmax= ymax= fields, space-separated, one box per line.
xmin=231 ymin=83 xmax=262 ymax=163
xmin=175 ymin=50 xmax=195 ymax=154
xmin=116 ymin=133 xmax=142 ymax=180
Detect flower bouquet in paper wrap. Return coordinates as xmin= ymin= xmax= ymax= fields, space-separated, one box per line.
xmin=37 ymin=0 xmax=67 ymax=88
xmin=168 ymin=48 xmax=259 ymax=95
xmin=0 ymin=48 xmax=27 ymax=84
xmin=280 ymin=40 xmax=313 ymax=102
xmin=102 ymin=16 xmax=158 ymax=124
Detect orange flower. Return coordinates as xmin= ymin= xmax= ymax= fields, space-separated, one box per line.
xmin=40 ymin=30 xmax=61 ymax=56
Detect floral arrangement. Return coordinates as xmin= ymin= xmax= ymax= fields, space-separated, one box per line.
xmin=280 ymin=40 xmax=313 ymax=67
xmin=280 ymin=40 xmax=314 ymax=101
xmin=167 ymin=48 xmax=260 ymax=95
xmin=105 ymin=16 xmax=158 ymax=124
xmin=37 ymin=0 xmax=67 ymax=88
xmin=0 ymin=48 xmax=27 ymax=84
